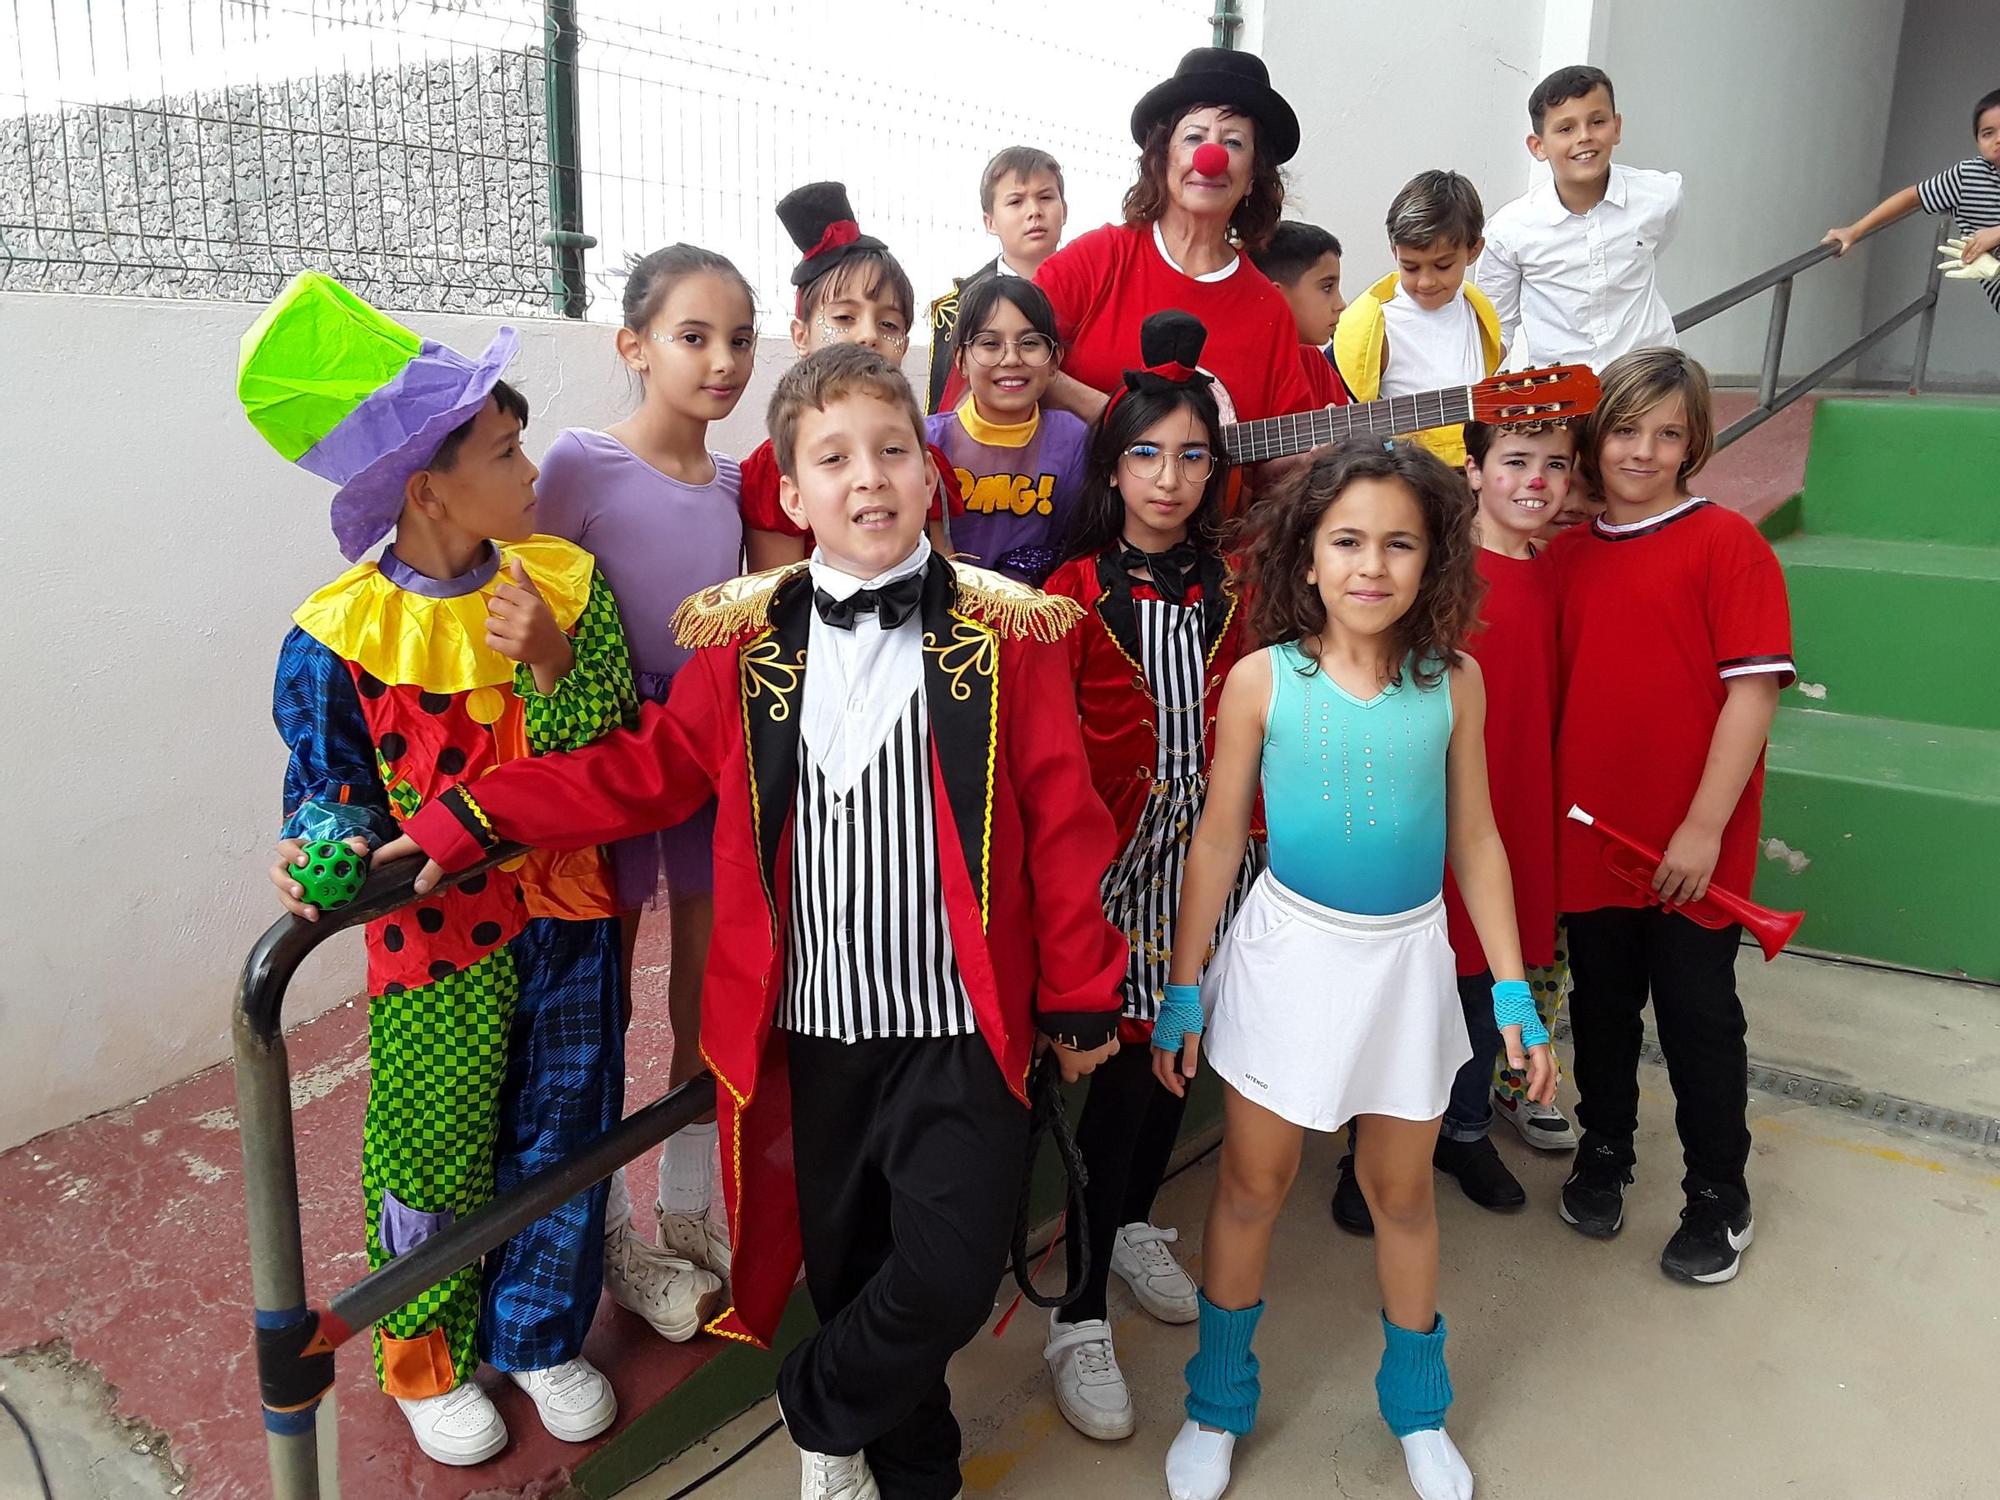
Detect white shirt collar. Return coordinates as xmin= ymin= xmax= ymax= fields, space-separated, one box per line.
xmin=809 ymin=535 xmax=932 ymax=602
xmin=995 ymin=256 xmax=1027 ymax=278
xmin=1535 ymin=162 xmax=1626 ymax=223
xmin=1152 ymin=220 xmax=1239 ymax=283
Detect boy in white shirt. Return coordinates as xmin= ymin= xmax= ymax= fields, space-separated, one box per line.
xmin=1477 ymin=65 xmax=1684 ymax=370
xmin=1333 ymin=169 xmax=1502 ymax=466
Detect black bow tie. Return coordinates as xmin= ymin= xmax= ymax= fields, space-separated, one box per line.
xmin=1118 ymin=540 xmax=1199 ymax=606
xmin=813 ymin=569 xmax=925 ymax=631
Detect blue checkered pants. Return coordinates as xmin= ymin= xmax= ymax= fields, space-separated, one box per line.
xmin=479 ymin=915 xmax=624 ymax=1371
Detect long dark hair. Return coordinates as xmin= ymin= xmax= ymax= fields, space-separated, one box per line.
xmin=1121 ymin=104 xmax=1286 ymax=253
xmin=1245 ymin=440 xmax=1481 ymax=689
xmin=1061 ymin=380 xmax=1231 ymax=564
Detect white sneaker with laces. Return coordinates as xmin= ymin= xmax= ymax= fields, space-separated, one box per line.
xmin=1399 ymin=1426 xmax=1474 ymax=1500
xmin=603 ymin=1221 xmax=724 ymax=1341
xmin=658 ymin=1201 xmax=733 ymax=1278
xmin=797 ymin=1444 xmax=881 ymax=1499
xmin=395 ymin=1381 xmax=508 ymax=1466
xmin=1165 ymin=1418 xmax=1236 ymax=1500
xmin=1043 ymin=1315 xmax=1135 ymax=1440
xmin=1493 ymin=1090 xmax=1579 ymax=1151
xmin=508 ymin=1357 xmax=617 ymax=1441
xmin=1110 ymin=1221 xmax=1199 ymax=1324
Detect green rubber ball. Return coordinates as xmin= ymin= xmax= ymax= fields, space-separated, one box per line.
xmin=295 ymin=839 xmax=368 ymax=911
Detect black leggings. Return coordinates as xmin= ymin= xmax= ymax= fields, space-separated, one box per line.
xmin=1062 ymin=1036 xmax=1189 ymax=1324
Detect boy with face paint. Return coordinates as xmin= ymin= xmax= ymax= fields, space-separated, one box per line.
xmin=249 ymin=272 xmax=640 ymax=1466
xmin=738 ymin=181 xmax=964 ymax=572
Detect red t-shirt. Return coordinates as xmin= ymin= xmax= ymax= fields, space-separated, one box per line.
xmin=1550 ymin=499 xmax=1795 ymax=914
xmin=1444 ymin=549 xmax=1559 ymax=974
xmin=737 ymin=438 xmax=962 ymax=539
xmin=1034 ymin=221 xmax=1319 ymax=425
xmin=1299 ymin=342 xmax=1350 ymax=408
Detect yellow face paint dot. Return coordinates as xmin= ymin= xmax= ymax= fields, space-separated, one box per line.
xmin=465 ymin=686 xmax=508 ymax=725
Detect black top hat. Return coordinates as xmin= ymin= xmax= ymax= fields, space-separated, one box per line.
xmin=1107 ymin=310 xmax=1215 ymax=418
xmin=776 ymin=180 xmax=889 ymax=287
xmin=1130 ymin=47 xmax=1300 ymax=163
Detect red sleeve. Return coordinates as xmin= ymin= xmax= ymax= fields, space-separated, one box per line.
xmin=928 ymin=442 xmax=963 ymax=520
xmin=404 ymin=650 xmax=731 ymax=872
xmin=739 ymin=441 xmax=807 ymax=537
xmin=1004 ymin=637 xmax=1127 ymax=1031
xmin=1298 ymin=343 xmax=1346 ymax=407
xmin=1033 ymin=226 xmax=1114 ymax=347
xmin=1707 ymin=516 xmax=1796 ymax=686
xmin=1039 ymin=560 xmax=1092 ymax=690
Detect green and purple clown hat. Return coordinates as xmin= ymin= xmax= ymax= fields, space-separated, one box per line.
xmin=238 ymin=271 xmax=519 ymax=560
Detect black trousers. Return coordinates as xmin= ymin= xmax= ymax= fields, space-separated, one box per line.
xmin=1063 ymin=1035 xmax=1189 ymax=1324
xmin=778 ymin=1032 xmax=1029 ymax=1500
xmin=1565 ymin=906 xmax=1751 ymax=1214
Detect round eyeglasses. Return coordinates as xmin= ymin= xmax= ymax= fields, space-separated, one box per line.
xmin=965 ymin=332 xmax=1057 ymax=367
xmin=1119 ymin=442 xmax=1217 ymax=481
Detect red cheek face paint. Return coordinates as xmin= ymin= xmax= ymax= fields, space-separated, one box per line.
xmin=1192 ymin=141 xmax=1229 ymax=177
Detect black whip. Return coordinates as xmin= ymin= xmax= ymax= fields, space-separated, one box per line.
xmin=1008 ymin=1053 xmax=1092 ymax=1308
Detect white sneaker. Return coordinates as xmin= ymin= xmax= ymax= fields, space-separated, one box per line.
xmin=797 ymin=1444 xmax=881 ymax=1499
xmin=659 ymin=1201 xmax=733 ymax=1278
xmin=603 ymin=1222 xmax=724 ymax=1341
xmin=1165 ymin=1418 xmax=1236 ymax=1500
xmin=1493 ymin=1091 xmax=1579 ymax=1151
xmin=1043 ymin=1315 xmax=1135 ymax=1440
xmin=1110 ymin=1222 xmax=1199 ymax=1324
xmin=395 ymin=1381 xmax=508 ymax=1466
xmin=1399 ymin=1427 xmax=1474 ymax=1500
xmin=507 ymin=1357 xmax=617 ymax=1442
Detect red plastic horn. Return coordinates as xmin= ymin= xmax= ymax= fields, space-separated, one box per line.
xmin=1567 ymin=805 xmax=1804 ymax=963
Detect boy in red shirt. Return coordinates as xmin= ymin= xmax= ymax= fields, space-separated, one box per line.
xmin=1548 ymin=349 xmax=1793 ymax=1285
xmin=1247 ymin=219 xmax=1351 ymax=409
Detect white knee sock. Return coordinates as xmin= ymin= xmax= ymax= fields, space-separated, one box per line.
xmin=605 ymin=1164 xmax=636 ymax=1237
xmin=659 ymin=1120 xmax=719 ymax=1215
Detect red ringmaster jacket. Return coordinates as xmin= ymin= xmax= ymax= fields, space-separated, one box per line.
xmin=402 ymin=555 xmax=1128 ymax=1348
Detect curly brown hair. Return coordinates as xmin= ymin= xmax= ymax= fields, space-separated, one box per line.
xmin=1244 ymin=441 xmax=1483 ymax=689
xmin=1121 ymin=105 xmax=1286 ymax=253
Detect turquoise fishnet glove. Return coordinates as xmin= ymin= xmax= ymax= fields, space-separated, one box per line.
xmin=1153 ymin=982 xmax=1206 ymax=1054
xmin=1492 ymin=978 xmax=1549 ymax=1049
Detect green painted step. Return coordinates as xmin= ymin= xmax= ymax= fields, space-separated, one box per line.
xmin=1801 ymin=397 xmax=2000 ymax=546
xmin=1760 ymin=706 xmax=2000 ymax=982
xmin=1775 ymin=534 xmax=2000 ymax=732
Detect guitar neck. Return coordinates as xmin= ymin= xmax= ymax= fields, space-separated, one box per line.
xmin=1222 ymin=386 xmax=1474 ymax=464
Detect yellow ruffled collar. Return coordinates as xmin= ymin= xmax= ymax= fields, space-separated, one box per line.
xmin=293 ymin=535 xmax=594 ymax=693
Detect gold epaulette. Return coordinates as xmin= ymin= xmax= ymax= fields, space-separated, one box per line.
xmin=928 ymin=284 xmax=959 ymax=333
xmin=948 ymin=563 xmax=1083 ymax=643
xmin=670 ymin=562 xmax=811 ymax=649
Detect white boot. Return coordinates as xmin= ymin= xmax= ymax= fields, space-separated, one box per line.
xmin=1043 ymin=1315 xmax=1135 ymax=1440
xmin=507 ymin=1357 xmax=617 ymax=1442
xmin=395 ymin=1382 xmax=508 ymax=1466
xmin=797 ymin=1444 xmax=881 ymax=1499
xmin=1165 ymin=1418 xmax=1236 ymax=1500
xmin=1111 ymin=1222 xmax=1199 ymax=1323
xmin=1399 ymin=1427 xmax=1474 ymax=1500
xmin=603 ymin=1221 xmax=723 ymax=1341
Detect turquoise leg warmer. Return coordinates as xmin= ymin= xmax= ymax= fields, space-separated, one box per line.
xmin=1184 ymin=1292 xmax=1265 ymax=1436
xmin=1375 ymin=1311 xmax=1454 ymax=1437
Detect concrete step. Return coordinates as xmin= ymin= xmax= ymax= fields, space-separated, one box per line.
xmin=1801 ymin=397 xmax=2000 ymax=546
xmin=1776 ymin=533 xmax=2000 ymax=731
xmin=1761 ymin=706 xmax=2000 ymax=982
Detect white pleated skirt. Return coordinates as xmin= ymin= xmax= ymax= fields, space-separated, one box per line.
xmin=1202 ymin=871 xmax=1471 ymax=1132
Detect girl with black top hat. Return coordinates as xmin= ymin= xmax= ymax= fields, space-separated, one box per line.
xmin=738 ymin=180 xmax=962 ymax=571
xmin=1034 ymin=48 xmax=1319 ymax=432
xmin=1037 ymin=311 xmax=1264 ymax=1444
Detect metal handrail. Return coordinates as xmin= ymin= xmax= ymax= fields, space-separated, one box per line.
xmin=235 ymin=849 xmax=716 ymax=1499
xmin=1672 ymin=205 xmax=1947 ymax=451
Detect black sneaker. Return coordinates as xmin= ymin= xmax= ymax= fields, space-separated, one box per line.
xmin=1330 ymin=1153 xmax=1374 ymax=1236
xmin=1660 ymin=1189 xmax=1754 ymax=1284
xmin=1433 ymin=1133 xmax=1527 ymax=1211
xmin=1558 ymin=1146 xmax=1631 ymax=1239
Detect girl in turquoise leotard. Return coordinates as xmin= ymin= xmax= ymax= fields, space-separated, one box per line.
xmin=1150 ymin=442 xmax=1558 ymax=1500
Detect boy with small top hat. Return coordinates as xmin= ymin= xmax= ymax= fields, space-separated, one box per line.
xmin=249 ymin=272 xmax=644 ymax=1464
xmin=740 ymin=180 xmax=963 ymax=572
xmin=377 ymin=343 xmax=1127 ymax=1500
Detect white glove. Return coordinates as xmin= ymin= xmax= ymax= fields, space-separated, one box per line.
xmin=1937 ymin=238 xmax=1999 ymax=281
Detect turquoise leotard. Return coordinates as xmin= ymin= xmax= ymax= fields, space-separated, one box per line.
xmin=1260 ymin=640 xmax=1452 ymax=916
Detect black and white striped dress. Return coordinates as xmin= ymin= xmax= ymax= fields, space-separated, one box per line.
xmin=1919 ymin=156 xmax=2000 ymax=314
xmin=777 ymin=690 xmax=979 ymax=1042
xmin=1101 ymin=592 xmax=1264 ymax=1022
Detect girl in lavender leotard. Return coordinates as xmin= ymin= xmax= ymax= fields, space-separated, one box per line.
xmin=533 ymin=244 xmax=754 ymax=1344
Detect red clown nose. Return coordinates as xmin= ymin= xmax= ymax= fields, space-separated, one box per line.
xmin=1191 ymin=141 xmax=1230 ymax=178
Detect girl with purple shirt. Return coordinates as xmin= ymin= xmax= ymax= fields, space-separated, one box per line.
xmin=532 ymin=244 xmax=754 ymax=1344
xmin=924 ymin=277 xmax=1090 ymax=586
